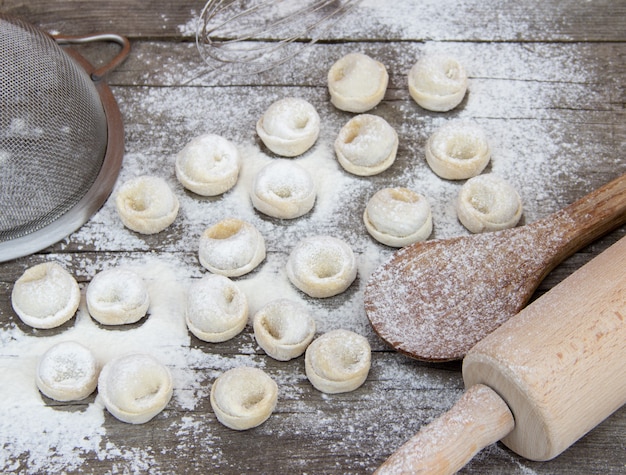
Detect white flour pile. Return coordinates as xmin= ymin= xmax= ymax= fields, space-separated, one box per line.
xmin=1 ymin=3 xmax=621 ymax=474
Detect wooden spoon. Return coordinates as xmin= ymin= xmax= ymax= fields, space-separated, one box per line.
xmin=364 ymin=173 xmax=626 ymax=361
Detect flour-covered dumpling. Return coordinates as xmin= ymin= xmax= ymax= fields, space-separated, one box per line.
xmin=364 ymin=188 xmax=433 ymax=247
xmin=251 ymin=160 xmax=316 ymax=219
xmin=86 ymin=268 xmax=150 ymax=325
xmin=408 ymin=54 xmax=468 ymax=111
xmin=211 ymin=366 xmax=278 ymax=431
xmin=115 ymin=175 xmax=179 ymax=234
xmin=198 ymin=218 xmax=266 ymax=277
xmin=256 ymin=98 xmax=320 ymax=157
xmin=36 ymin=341 xmax=99 ymax=402
xmin=185 ymin=274 xmax=248 ymax=343
xmin=286 ymin=235 xmax=357 ymax=298
xmin=425 ymin=121 xmax=490 ymax=180
xmin=175 ymin=134 xmax=241 ymax=196
xmin=253 ymin=299 xmax=316 ymax=361
xmin=305 ymin=329 xmax=371 ymax=394
xmin=11 ymin=262 xmax=80 ymax=329
xmin=457 ymin=174 xmax=523 ymax=233
xmin=334 ymin=114 xmax=398 ymax=176
xmin=328 ymin=53 xmax=388 ymax=113
xmin=98 ymin=353 xmax=173 ymax=424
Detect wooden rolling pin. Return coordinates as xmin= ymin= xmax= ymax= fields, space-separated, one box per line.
xmin=376 ymin=235 xmax=626 ymax=474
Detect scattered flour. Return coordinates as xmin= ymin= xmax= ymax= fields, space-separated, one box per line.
xmin=1 ymin=2 xmax=621 ymax=474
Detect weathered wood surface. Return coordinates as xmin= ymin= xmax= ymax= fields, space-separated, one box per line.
xmin=1 ymin=1 xmax=625 ymax=474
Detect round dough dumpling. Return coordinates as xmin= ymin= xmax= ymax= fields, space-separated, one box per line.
xmin=408 ymin=54 xmax=468 ymax=111
xmin=86 ymin=268 xmax=150 ymax=325
xmin=175 ymin=134 xmax=241 ymax=196
xmin=115 ymin=175 xmax=179 ymax=234
xmin=253 ymin=299 xmax=316 ymax=361
xmin=98 ymin=353 xmax=173 ymax=424
xmin=251 ymin=160 xmax=316 ymax=219
xmin=211 ymin=366 xmax=278 ymax=431
xmin=328 ymin=53 xmax=388 ymax=113
xmin=425 ymin=121 xmax=490 ymax=180
xmin=256 ymin=97 xmax=320 ymax=157
xmin=198 ymin=218 xmax=266 ymax=277
xmin=286 ymin=235 xmax=357 ymax=298
xmin=364 ymin=188 xmax=433 ymax=247
xmin=11 ymin=262 xmax=80 ymax=329
xmin=185 ymin=274 xmax=248 ymax=343
xmin=334 ymin=114 xmax=398 ymax=176
xmin=36 ymin=341 xmax=99 ymax=402
xmin=305 ymin=329 xmax=371 ymax=394
xmin=457 ymin=174 xmax=523 ymax=233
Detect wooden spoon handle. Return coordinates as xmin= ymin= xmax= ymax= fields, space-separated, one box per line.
xmin=550 ymin=173 xmax=626 ymax=257
xmin=375 ymin=384 xmax=514 ymax=475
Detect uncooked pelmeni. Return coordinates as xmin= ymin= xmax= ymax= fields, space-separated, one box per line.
xmin=456 ymin=174 xmax=523 ymax=233
xmin=36 ymin=341 xmax=99 ymax=402
xmin=251 ymin=160 xmax=316 ymax=219
xmin=185 ymin=274 xmax=248 ymax=343
xmin=364 ymin=188 xmax=433 ymax=247
xmin=286 ymin=235 xmax=357 ymax=298
xmin=198 ymin=218 xmax=266 ymax=277
xmin=408 ymin=54 xmax=468 ymax=111
xmin=334 ymin=114 xmax=398 ymax=176
xmin=425 ymin=121 xmax=491 ymax=180
xmin=253 ymin=299 xmax=316 ymax=361
xmin=98 ymin=353 xmax=173 ymax=424
xmin=210 ymin=366 xmax=278 ymax=431
xmin=11 ymin=261 xmax=80 ymax=329
xmin=328 ymin=53 xmax=388 ymax=113
xmin=86 ymin=268 xmax=150 ymax=325
xmin=305 ymin=329 xmax=371 ymax=394
xmin=256 ymin=97 xmax=320 ymax=157
xmin=115 ymin=175 xmax=179 ymax=234
xmin=175 ymin=134 xmax=241 ymax=196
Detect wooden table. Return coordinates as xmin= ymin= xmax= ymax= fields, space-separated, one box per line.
xmin=1 ymin=1 xmax=625 ymax=473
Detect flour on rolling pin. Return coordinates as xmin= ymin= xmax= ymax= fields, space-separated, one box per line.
xmin=376 ymin=235 xmax=626 ymax=474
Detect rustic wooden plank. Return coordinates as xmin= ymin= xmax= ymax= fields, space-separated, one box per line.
xmin=3 ymin=0 xmax=626 ymax=42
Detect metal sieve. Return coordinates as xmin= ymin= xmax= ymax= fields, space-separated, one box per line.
xmin=0 ymin=15 xmax=130 ymax=262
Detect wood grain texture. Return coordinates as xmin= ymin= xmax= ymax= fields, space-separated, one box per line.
xmin=1 ymin=1 xmax=625 ymax=473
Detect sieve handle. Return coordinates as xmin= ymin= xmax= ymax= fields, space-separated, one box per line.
xmin=53 ymin=33 xmax=131 ymax=81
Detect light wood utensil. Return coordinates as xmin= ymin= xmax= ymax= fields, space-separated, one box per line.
xmin=375 ymin=234 xmax=626 ymax=474
xmin=365 ymin=173 xmax=626 ymax=361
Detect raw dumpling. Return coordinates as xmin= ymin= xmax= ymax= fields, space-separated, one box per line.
xmin=286 ymin=235 xmax=357 ymax=298
xmin=115 ymin=175 xmax=179 ymax=234
xmin=251 ymin=160 xmax=316 ymax=219
xmin=256 ymin=98 xmax=320 ymax=157
xmin=334 ymin=114 xmax=398 ymax=176
xmin=86 ymin=268 xmax=150 ymax=325
xmin=11 ymin=261 xmax=80 ymax=329
xmin=305 ymin=329 xmax=371 ymax=394
xmin=36 ymin=341 xmax=99 ymax=401
xmin=408 ymin=54 xmax=468 ymax=111
xmin=175 ymin=134 xmax=241 ymax=196
xmin=328 ymin=53 xmax=388 ymax=113
xmin=425 ymin=121 xmax=490 ymax=180
xmin=98 ymin=353 xmax=173 ymax=424
xmin=198 ymin=218 xmax=266 ymax=277
xmin=210 ymin=366 xmax=278 ymax=430
xmin=364 ymin=188 xmax=433 ymax=247
xmin=185 ymin=274 xmax=249 ymax=343
xmin=253 ymin=299 xmax=316 ymax=361
xmin=456 ymin=174 xmax=523 ymax=233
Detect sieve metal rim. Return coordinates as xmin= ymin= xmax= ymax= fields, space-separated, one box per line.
xmin=0 ymin=18 xmax=130 ymax=263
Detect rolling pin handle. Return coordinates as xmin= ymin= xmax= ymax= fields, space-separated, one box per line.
xmin=375 ymin=384 xmax=514 ymax=475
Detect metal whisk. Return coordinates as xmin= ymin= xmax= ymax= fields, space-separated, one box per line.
xmin=196 ymin=0 xmax=361 ymax=74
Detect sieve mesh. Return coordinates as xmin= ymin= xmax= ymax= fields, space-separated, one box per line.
xmin=0 ymin=16 xmax=108 ymax=241
xmin=0 ymin=15 xmax=128 ymax=261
